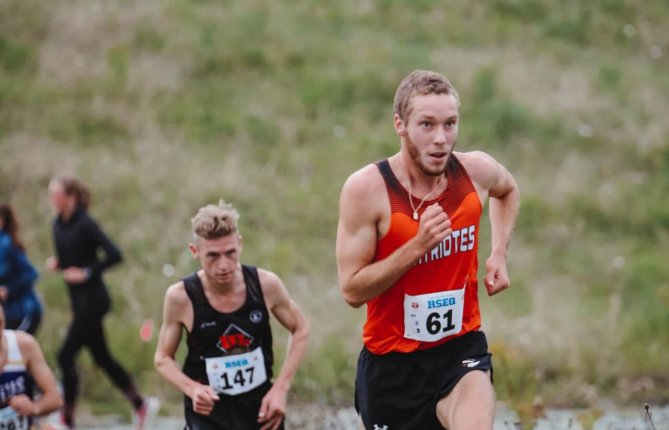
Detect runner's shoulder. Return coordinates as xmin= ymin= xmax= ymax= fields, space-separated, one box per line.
xmin=14 ymin=330 xmax=41 ymax=358
xmin=164 ymin=280 xmax=189 ymax=305
xmin=455 ymin=150 xmax=502 ymax=187
xmin=455 ymin=150 xmax=498 ymax=169
xmin=256 ymin=268 xmax=288 ymax=302
xmin=341 ymin=163 xmax=385 ymax=196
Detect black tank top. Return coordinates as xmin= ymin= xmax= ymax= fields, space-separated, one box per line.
xmin=182 ymin=265 xmax=274 ymax=385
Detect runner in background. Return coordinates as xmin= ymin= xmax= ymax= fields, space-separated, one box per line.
xmin=46 ymin=176 xmax=159 ymax=430
xmin=155 ymin=201 xmax=310 ymax=430
xmin=0 ymin=203 xmax=43 ymax=334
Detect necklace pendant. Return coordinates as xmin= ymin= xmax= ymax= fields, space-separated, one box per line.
xmin=413 ymin=211 xmax=418 ymax=221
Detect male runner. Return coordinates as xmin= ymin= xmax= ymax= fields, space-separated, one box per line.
xmin=155 ymin=201 xmax=310 ymax=430
xmin=336 ymin=69 xmax=520 ymax=429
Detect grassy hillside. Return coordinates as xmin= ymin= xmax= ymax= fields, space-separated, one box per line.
xmin=1 ymin=0 xmax=668 ymax=419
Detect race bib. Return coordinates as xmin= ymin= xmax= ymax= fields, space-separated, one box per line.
xmin=404 ymin=287 xmax=465 ymax=342
xmin=205 ymin=347 xmax=267 ymax=395
xmin=0 ymin=406 xmax=28 ymax=430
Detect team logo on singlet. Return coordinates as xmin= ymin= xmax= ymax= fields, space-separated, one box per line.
xmin=216 ymin=324 xmax=255 ymax=354
xmin=416 ymin=224 xmax=476 ymax=266
xmin=249 ymin=310 xmax=263 ymax=323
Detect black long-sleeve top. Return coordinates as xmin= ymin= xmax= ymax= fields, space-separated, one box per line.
xmin=52 ymin=207 xmax=122 ymax=301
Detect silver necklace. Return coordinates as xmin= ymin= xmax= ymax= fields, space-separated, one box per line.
xmin=407 ymin=178 xmax=440 ymax=221
xmin=398 ymin=156 xmax=443 ymax=220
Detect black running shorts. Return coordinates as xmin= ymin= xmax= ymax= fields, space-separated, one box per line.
xmin=355 ymin=330 xmax=493 ymax=430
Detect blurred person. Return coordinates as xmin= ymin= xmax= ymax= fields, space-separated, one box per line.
xmin=0 ymin=305 xmax=63 ymax=430
xmin=336 ymin=69 xmax=520 ymax=430
xmin=46 ymin=176 xmax=159 ymax=430
xmin=154 ymin=201 xmax=310 ymax=430
xmin=0 ymin=203 xmax=43 ymax=334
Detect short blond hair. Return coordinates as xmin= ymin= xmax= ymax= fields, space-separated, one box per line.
xmin=393 ymin=70 xmax=460 ymax=123
xmin=191 ymin=200 xmax=240 ymax=240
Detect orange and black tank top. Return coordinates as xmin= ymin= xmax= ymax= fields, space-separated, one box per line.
xmin=363 ymin=155 xmax=483 ymax=354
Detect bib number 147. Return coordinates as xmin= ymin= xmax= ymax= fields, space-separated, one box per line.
xmin=205 ymin=347 xmax=267 ymax=396
xmin=218 ymin=367 xmax=254 ymax=390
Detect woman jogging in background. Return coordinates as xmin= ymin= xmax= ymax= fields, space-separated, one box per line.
xmin=0 ymin=203 xmax=43 ymax=335
xmin=46 ymin=176 xmax=158 ymax=430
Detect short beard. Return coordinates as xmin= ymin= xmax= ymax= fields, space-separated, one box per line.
xmin=405 ymin=135 xmax=450 ymax=177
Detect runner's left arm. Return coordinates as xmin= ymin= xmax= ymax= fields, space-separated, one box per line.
xmin=257 ymin=269 xmax=310 ymax=430
xmin=463 ymin=151 xmax=520 ymax=296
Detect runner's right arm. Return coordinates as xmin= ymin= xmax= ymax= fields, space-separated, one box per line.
xmin=336 ymin=165 xmax=452 ymax=307
xmin=154 ymin=282 xmax=219 ymax=415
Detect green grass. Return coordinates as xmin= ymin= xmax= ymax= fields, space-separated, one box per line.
xmin=1 ymin=0 xmax=668 ymax=416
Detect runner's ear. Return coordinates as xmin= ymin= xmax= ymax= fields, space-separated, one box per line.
xmin=393 ymin=114 xmax=407 ymax=137
xmin=188 ymin=242 xmax=199 ymax=258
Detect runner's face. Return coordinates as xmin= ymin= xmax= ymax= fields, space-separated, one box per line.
xmin=48 ymin=180 xmax=72 ymax=215
xmin=192 ymin=234 xmax=242 ymax=286
xmin=396 ymin=93 xmax=459 ymax=176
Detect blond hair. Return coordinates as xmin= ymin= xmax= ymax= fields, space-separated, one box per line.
xmin=191 ymin=200 xmax=240 ymax=240
xmin=393 ymin=70 xmax=460 ymax=123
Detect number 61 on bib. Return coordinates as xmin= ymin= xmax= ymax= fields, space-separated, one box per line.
xmin=403 ymin=288 xmax=465 ymax=342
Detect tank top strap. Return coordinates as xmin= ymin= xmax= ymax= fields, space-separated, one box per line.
xmin=182 ymin=272 xmax=206 ymax=307
xmin=3 ymin=330 xmax=24 ymax=370
xmin=5 ymin=331 xmax=19 ymax=362
xmin=241 ymin=265 xmax=263 ymax=305
xmin=375 ymin=159 xmax=399 ymax=186
xmin=445 ymin=154 xmax=472 ymax=186
xmin=375 ymin=158 xmax=413 ymax=215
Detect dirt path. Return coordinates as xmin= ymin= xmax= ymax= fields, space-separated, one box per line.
xmin=41 ymin=403 xmax=669 ymax=429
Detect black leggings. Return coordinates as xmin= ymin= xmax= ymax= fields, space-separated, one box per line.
xmin=57 ymin=304 xmax=141 ymax=411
